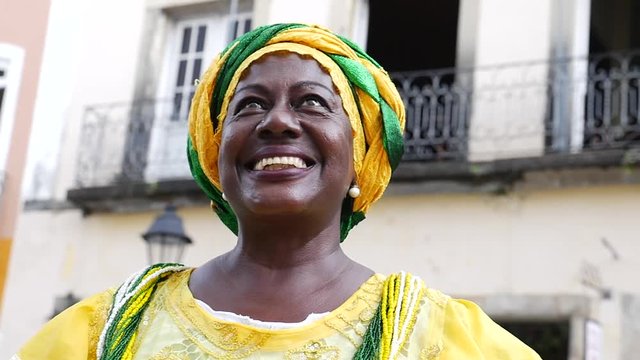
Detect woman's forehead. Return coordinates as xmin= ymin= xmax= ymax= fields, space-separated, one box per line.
xmin=237 ymin=52 xmax=335 ymax=88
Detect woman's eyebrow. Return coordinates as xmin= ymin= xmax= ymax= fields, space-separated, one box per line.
xmin=292 ymin=81 xmax=334 ymax=94
xmin=235 ymin=83 xmax=268 ymax=94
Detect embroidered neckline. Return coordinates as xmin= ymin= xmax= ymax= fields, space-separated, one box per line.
xmin=195 ymin=299 xmax=332 ymax=330
xmin=161 ymin=269 xmax=385 ymax=351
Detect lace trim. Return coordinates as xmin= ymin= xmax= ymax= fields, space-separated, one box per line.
xmin=196 ymin=299 xmax=331 ymax=330
xmin=323 ymin=274 xmax=384 ymax=348
xmin=420 ymin=344 xmax=443 ymax=360
xmin=285 ymin=339 xmax=341 ymax=360
xmin=421 ymin=289 xmax=449 ymax=360
xmin=131 ymin=288 xmax=165 ymax=356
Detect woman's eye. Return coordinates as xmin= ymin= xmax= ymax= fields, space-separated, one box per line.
xmin=300 ymin=97 xmax=325 ymax=108
xmin=243 ymin=101 xmax=264 ymax=110
xmin=234 ymin=99 xmax=265 ymax=115
xmin=302 ymin=98 xmax=321 ymax=107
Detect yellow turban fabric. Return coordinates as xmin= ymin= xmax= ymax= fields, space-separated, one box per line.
xmin=187 ymin=23 xmax=405 ymax=240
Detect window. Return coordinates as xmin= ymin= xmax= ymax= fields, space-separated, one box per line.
xmin=0 ymin=63 xmax=5 ymax=194
xmin=144 ymin=4 xmax=253 ymax=182
xmin=366 ymin=0 xmax=460 ymax=72
xmin=171 ymin=20 xmax=209 ymax=121
xmin=366 ymin=1 xmax=464 ymax=162
xmin=0 ymin=64 xmax=7 ymax=128
xmin=0 ymin=44 xmax=25 ymax=180
xmin=584 ymin=0 xmax=640 ymax=148
xmin=169 ymin=13 xmax=252 ymax=121
xmin=230 ymin=12 xmax=252 ymax=41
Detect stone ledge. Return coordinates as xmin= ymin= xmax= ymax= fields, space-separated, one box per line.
xmin=66 ymin=148 xmax=640 ymax=214
xmin=66 ymin=178 xmax=208 ymax=215
xmin=394 ymin=148 xmax=640 ymax=181
xmin=389 ymin=148 xmax=640 ymax=194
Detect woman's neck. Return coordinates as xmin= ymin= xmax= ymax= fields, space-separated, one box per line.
xmin=189 ymin=212 xmax=373 ymax=321
xmin=233 ymin=213 xmax=344 ymax=268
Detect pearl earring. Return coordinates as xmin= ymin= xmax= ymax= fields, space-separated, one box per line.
xmin=348 ymin=184 xmax=361 ymax=198
xmin=222 ymin=192 xmax=227 ymax=201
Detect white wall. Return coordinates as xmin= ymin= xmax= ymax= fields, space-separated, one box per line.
xmin=468 ymin=0 xmax=552 ymax=161
xmin=254 ymin=0 xmax=366 ymax=46
xmin=51 ymin=0 xmax=147 ymax=199
xmin=21 ymin=0 xmax=85 ymax=200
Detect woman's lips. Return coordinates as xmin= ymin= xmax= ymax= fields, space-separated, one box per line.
xmin=247 ymin=163 xmax=314 ymax=181
xmin=253 ymin=156 xmax=308 ymax=171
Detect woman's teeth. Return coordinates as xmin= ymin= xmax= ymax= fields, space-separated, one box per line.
xmin=253 ymin=156 xmax=308 ymax=171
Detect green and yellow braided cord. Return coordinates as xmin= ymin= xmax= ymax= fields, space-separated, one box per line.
xmin=354 ymin=272 xmax=425 ymax=360
xmin=97 ymin=263 xmax=185 ymax=360
xmin=187 ymin=23 xmax=406 ymax=241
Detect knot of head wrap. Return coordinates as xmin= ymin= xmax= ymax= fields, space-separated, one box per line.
xmin=187 ymin=23 xmax=405 ymax=241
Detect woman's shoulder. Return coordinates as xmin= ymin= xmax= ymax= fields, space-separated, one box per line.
xmin=382 ymin=272 xmax=540 ymax=359
xmin=436 ymin=296 xmax=541 ymax=359
xmin=16 ymin=264 xmax=191 ymax=360
xmin=16 ymin=288 xmax=115 ymax=360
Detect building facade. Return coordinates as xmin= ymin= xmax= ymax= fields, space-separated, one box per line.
xmin=1 ymin=0 xmax=640 ymax=359
xmin=0 ymin=0 xmax=51 ymax=327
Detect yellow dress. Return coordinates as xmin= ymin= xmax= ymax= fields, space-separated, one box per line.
xmin=15 ymin=270 xmax=540 ymax=359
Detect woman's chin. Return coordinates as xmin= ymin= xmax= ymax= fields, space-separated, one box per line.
xmin=243 ymin=195 xmax=312 ymax=217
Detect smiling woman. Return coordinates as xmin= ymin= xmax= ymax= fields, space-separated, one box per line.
xmin=15 ymin=24 xmax=541 ymax=360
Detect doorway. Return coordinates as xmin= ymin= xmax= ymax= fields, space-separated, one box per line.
xmin=366 ymin=0 xmax=459 ymax=72
xmin=499 ymin=320 xmax=570 ymax=360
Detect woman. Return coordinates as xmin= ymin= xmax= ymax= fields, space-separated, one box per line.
xmin=16 ymin=24 xmax=540 ymax=359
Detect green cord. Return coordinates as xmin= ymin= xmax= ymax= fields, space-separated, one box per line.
xmin=353 ymin=304 xmax=383 ymax=360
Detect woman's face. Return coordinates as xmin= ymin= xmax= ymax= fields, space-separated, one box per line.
xmin=218 ymin=53 xmax=354 ymax=220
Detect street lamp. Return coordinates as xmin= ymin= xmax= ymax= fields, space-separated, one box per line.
xmin=142 ymin=205 xmax=193 ymax=264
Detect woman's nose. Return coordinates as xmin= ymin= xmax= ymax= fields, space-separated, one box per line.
xmin=256 ymin=105 xmax=302 ymax=139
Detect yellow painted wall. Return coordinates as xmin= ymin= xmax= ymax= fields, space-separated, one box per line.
xmin=0 ymin=239 xmax=11 ymax=311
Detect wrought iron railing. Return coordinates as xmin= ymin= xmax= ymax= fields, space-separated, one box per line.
xmin=583 ymin=52 xmax=640 ymax=148
xmin=74 ymin=51 xmax=640 ymax=188
xmin=75 ymin=99 xmax=192 ymax=187
xmin=392 ymin=50 xmax=640 ymax=162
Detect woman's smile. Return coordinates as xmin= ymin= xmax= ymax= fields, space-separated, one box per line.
xmin=252 ymin=156 xmax=307 ymax=171
xmin=245 ymin=147 xmax=316 ymax=182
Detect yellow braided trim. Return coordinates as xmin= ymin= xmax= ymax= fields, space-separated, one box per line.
xmin=396 ymin=282 xmax=425 ymax=359
xmin=397 ymin=273 xmax=412 ymax=338
xmin=379 ymin=273 xmax=427 ymax=360
xmin=120 ymin=286 xmax=153 ymax=322
xmin=379 ymin=276 xmax=389 ymax=360
xmin=110 ymin=285 xmax=154 ymax=353
xmin=380 ymin=273 xmax=399 ymax=360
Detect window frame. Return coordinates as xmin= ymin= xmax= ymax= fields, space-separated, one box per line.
xmin=0 ymin=43 xmax=25 ymax=177
xmin=144 ymin=5 xmax=253 ymax=182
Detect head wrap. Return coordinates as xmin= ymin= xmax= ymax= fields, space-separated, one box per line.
xmin=187 ymin=23 xmax=405 ymax=241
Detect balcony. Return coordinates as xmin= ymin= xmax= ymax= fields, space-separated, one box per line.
xmin=392 ymin=50 xmax=640 ymax=182
xmin=68 ymin=51 xmax=640 ymax=212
